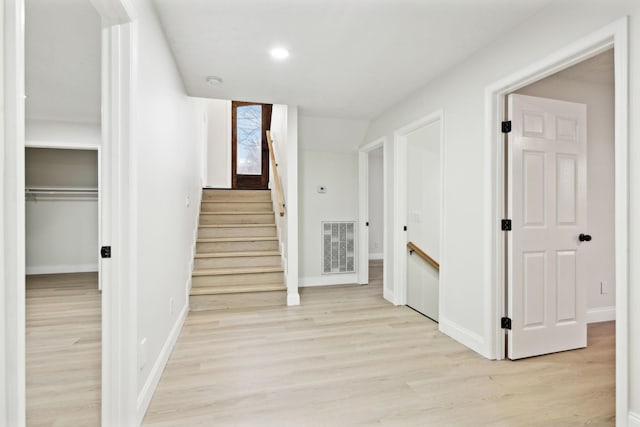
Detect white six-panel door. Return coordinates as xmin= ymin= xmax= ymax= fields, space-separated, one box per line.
xmin=508 ymin=94 xmax=588 ymax=359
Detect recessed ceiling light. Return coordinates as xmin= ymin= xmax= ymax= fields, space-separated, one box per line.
xmin=205 ymin=76 xmax=223 ymax=86
xmin=270 ymin=47 xmax=290 ymax=61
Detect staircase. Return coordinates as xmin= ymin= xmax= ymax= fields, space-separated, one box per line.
xmin=190 ymin=189 xmax=287 ymax=311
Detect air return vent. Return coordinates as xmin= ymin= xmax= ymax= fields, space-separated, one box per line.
xmin=322 ymin=222 xmax=355 ymax=274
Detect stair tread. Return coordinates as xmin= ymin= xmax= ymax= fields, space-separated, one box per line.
xmin=197 ymin=236 xmax=278 ymax=243
xmin=200 ymin=211 xmax=274 ymax=215
xmin=195 ymin=251 xmax=280 ymax=259
xmin=193 ymin=266 xmax=284 ymax=276
xmin=201 ymin=200 xmax=271 ymax=203
xmin=199 ymin=224 xmax=275 ymax=228
xmin=190 ymin=283 xmax=285 ymax=295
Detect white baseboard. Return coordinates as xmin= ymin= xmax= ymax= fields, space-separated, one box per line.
xmin=287 ymin=292 xmax=300 ymax=306
xmin=300 ymin=274 xmax=358 ymax=287
xmin=383 ymin=288 xmax=395 ymax=304
xmin=26 ymin=264 xmax=98 ymax=275
xmin=587 ymin=306 xmax=616 ymax=323
xmin=137 ymin=303 xmax=188 ymax=425
xmin=629 ymin=411 xmax=640 ymax=427
xmin=439 ymin=317 xmax=486 ymax=357
xmin=368 ymin=253 xmax=383 ymax=260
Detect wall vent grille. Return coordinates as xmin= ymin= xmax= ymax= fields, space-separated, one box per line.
xmin=322 ymin=221 xmax=355 ymax=274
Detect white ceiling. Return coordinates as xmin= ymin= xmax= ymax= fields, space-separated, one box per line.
xmin=153 ymin=0 xmax=554 ymax=119
xmin=26 ymin=0 xmax=102 ymax=124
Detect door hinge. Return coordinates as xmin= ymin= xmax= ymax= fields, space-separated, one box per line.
xmin=501 ymin=120 xmax=512 ymax=133
xmin=100 ymin=246 xmax=112 ymax=259
xmin=501 ymin=219 xmax=512 ymax=231
xmin=501 ymin=317 xmax=512 ymax=330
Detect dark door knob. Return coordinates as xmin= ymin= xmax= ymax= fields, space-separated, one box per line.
xmin=579 ymin=233 xmax=592 ymax=242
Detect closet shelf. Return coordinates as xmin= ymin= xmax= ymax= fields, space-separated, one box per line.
xmin=25 ymin=186 xmax=98 ymax=200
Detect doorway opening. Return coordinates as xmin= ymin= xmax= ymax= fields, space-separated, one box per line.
xmin=231 ymin=101 xmax=273 ymax=189
xmin=24 ymin=0 xmax=103 ymax=424
xmin=504 ymin=50 xmax=615 ymax=359
xmin=358 ymin=138 xmax=390 ymax=300
xmin=487 ymin=17 xmax=627 ymax=422
xmin=392 ymin=110 xmax=444 ymax=316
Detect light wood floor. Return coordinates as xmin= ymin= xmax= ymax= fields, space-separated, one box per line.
xmin=143 ymin=261 xmax=615 ymax=426
xmin=26 ymin=273 xmax=101 ymax=427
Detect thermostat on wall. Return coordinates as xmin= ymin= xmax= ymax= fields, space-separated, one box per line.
xmin=317 ymin=185 xmax=327 ymax=193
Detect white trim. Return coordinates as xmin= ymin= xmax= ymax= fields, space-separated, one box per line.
xmin=285 ymin=106 xmax=300 ymax=306
xmin=439 ymin=317 xmax=485 ymax=355
xmin=368 ymin=253 xmax=383 ymax=260
xmin=100 ymin=7 xmax=138 ymax=425
xmin=392 ymin=110 xmax=444 ymax=307
xmin=383 ymin=288 xmax=395 ymax=303
xmin=485 ymin=16 xmax=628 ymax=420
xmin=2 ymin=0 xmax=26 ymax=424
xmin=225 ymin=100 xmax=232 ymax=189
xmin=187 ymin=188 xmax=203 ymax=292
xmin=628 ymin=412 xmax=640 ymax=427
xmin=300 ymin=274 xmax=358 ymax=287
xmin=586 ymin=306 xmax=616 ymax=324
xmin=287 ymin=292 xmax=300 ymax=305
xmin=25 ymin=140 xmax=101 ymax=150
xmin=136 ymin=303 xmax=188 ymax=425
xmin=358 ymin=137 xmax=386 ymax=287
xmin=26 ymin=264 xmax=99 ymax=275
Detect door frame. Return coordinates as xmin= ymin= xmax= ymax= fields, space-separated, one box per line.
xmin=2 ymin=1 xmax=27 ymax=424
xmin=357 ymin=138 xmax=389 ymax=293
xmin=392 ymin=110 xmax=445 ymax=307
xmin=485 ymin=17 xmax=628 ymax=421
xmin=2 ymin=0 xmax=139 ymax=425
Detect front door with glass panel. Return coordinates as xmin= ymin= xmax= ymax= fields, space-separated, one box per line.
xmin=231 ymin=101 xmax=272 ymax=189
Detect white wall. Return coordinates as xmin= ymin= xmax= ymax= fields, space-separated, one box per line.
xmin=134 ymin=0 xmax=206 ymax=420
xmin=298 ymin=114 xmax=369 ymax=286
xmin=364 ymin=2 xmax=640 ymax=420
xmin=26 ymin=119 xmax=100 ymax=149
xmin=269 ymin=104 xmax=300 ymax=304
xmin=363 ymin=2 xmax=639 ymax=394
xmin=368 ymin=147 xmax=384 ymax=259
xmin=515 ymin=69 xmax=615 ymax=322
xmin=204 ymin=98 xmax=230 ymax=188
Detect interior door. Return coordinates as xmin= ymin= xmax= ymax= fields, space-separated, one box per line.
xmin=231 ymin=101 xmax=272 ymax=189
xmin=507 ymin=94 xmax=588 ymax=359
xmin=405 ymin=121 xmax=440 ymax=321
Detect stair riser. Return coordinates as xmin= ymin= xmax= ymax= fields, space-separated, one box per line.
xmin=190 ymin=291 xmax=286 ymax=312
xmin=199 ymin=214 xmax=274 ymax=225
xmin=196 ymin=240 xmax=278 ymax=252
xmin=194 ymin=255 xmax=281 ymax=270
xmin=202 ymin=191 xmax=271 ymax=202
xmin=198 ymin=226 xmax=276 ymax=239
xmin=200 ymin=202 xmax=273 ymax=212
xmin=192 ymin=271 xmax=284 ymax=287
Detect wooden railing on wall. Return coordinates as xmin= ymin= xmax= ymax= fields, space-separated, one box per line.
xmin=266 ymin=130 xmax=285 ymax=217
xmin=407 ymin=241 xmax=439 ymax=271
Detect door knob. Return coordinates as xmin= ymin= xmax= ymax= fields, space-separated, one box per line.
xmin=579 ymin=233 xmax=592 ymax=242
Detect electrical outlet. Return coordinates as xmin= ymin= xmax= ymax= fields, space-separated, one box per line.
xmin=186 ymin=195 xmax=190 ymax=207
xmin=169 ymin=297 xmax=174 ymax=315
xmin=139 ymin=338 xmax=147 ymax=372
xmin=600 ymin=281 xmax=608 ymax=294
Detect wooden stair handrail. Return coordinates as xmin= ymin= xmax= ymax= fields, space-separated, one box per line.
xmin=407 ymin=241 xmax=439 ymax=271
xmin=266 ymin=130 xmax=285 ymax=217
